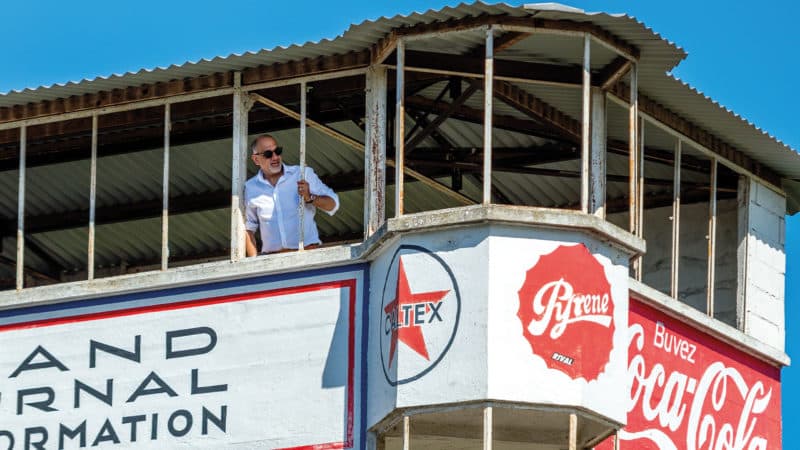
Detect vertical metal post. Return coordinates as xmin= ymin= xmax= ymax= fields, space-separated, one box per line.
xmin=483 ymin=406 xmax=493 ymax=450
xmin=88 ymin=114 xmax=98 ymax=280
xmin=589 ymin=88 xmax=606 ymax=217
xmin=670 ymin=139 xmax=682 ymax=298
xmin=402 ymin=415 xmax=410 ymax=450
xmin=364 ymin=66 xmax=388 ymax=237
xmin=161 ymin=103 xmax=170 ymax=271
xmin=613 ymin=430 xmax=620 ymax=450
xmin=568 ymin=413 xmax=577 ymax=450
xmin=483 ymin=26 xmax=494 ymax=205
xmin=638 ymin=116 xmax=645 ymax=239
xmin=298 ymin=81 xmax=308 ymax=250
xmin=707 ymin=159 xmax=718 ymax=316
xmin=16 ymin=126 xmax=26 ymax=290
xmin=581 ymin=33 xmax=591 ymax=213
xmin=634 ymin=116 xmax=645 ymax=281
xmin=628 ymin=63 xmax=638 ymax=235
xmin=395 ymin=39 xmax=406 ymax=217
xmin=231 ymin=72 xmax=249 ymax=261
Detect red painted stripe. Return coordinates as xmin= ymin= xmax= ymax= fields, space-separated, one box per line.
xmin=1 ymin=277 xmax=359 ymax=449
xmin=277 ymin=441 xmax=346 ymax=450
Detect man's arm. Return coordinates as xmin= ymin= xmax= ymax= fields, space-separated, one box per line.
xmin=245 ymin=230 xmax=259 ymax=257
xmin=301 ymin=186 xmax=336 ymax=212
xmin=301 ymin=168 xmax=340 ymax=215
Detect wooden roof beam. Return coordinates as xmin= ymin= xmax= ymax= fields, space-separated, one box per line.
xmin=389 ymin=14 xmax=639 ymax=60
xmin=386 ymin=50 xmax=583 ymax=86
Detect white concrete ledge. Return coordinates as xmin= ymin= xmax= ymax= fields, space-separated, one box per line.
xmin=630 ymin=279 xmax=790 ymax=367
xmin=0 ymin=244 xmax=361 ymax=309
xmin=0 ymin=205 xmax=643 ymax=310
xmin=385 ymin=204 xmax=646 ymax=256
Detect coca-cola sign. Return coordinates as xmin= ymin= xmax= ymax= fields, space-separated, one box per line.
xmin=597 ymin=299 xmax=781 ymax=450
xmin=516 ymin=244 xmax=615 ymax=381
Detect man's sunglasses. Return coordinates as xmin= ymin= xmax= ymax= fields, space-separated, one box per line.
xmin=254 ymin=147 xmax=283 ymax=158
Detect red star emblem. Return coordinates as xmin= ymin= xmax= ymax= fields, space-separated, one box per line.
xmin=384 ymin=257 xmax=449 ymax=367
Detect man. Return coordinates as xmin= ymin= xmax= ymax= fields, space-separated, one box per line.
xmin=244 ymin=134 xmax=339 ymax=256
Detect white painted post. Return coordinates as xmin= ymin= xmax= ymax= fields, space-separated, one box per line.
xmin=568 ymin=413 xmax=577 ymax=450
xmin=628 ymin=63 xmax=638 ymax=235
xmin=483 ymin=26 xmax=494 ymax=205
xmin=589 ymin=87 xmax=606 ymax=217
xmin=395 ymin=39 xmax=406 ymax=217
xmin=402 ymin=415 xmax=410 ymax=450
xmin=707 ymin=159 xmax=718 ymax=316
xmin=231 ymin=72 xmax=249 ymax=261
xmin=88 ymin=114 xmax=98 ymax=280
xmin=298 ymin=81 xmax=308 ymax=251
xmin=16 ymin=126 xmax=26 ymax=290
xmin=483 ymin=406 xmax=493 ymax=450
xmin=671 ymin=139 xmax=682 ymax=298
xmin=638 ymin=116 xmax=645 ymax=239
xmin=364 ymin=66 xmax=387 ymax=236
xmin=581 ymin=33 xmax=591 ymax=213
xmin=635 ymin=115 xmax=645 ymax=281
xmin=161 ymin=103 xmax=170 ymax=271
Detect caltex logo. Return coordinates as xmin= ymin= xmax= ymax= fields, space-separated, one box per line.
xmin=380 ymin=245 xmax=461 ymax=386
xmin=517 ymin=244 xmax=615 ymax=381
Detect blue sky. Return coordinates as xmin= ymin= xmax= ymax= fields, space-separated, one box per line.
xmin=2 ymin=0 xmax=798 ymax=445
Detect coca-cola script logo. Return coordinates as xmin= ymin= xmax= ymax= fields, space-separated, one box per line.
xmin=596 ymin=300 xmax=781 ymax=450
xmin=516 ymin=244 xmax=615 ymax=381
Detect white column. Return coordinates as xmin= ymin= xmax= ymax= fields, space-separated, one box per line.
xmin=628 ymin=63 xmax=638 ymax=235
xmin=589 ymin=87 xmax=606 ymax=217
xmin=231 ymin=72 xmax=249 ymax=261
xmin=402 ymin=415 xmax=410 ymax=450
xmin=16 ymin=126 xmax=26 ymax=290
xmin=483 ymin=26 xmax=494 ymax=205
xmin=581 ymin=33 xmax=591 ymax=213
xmin=161 ymin=103 xmax=171 ymax=271
xmin=298 ymin=81 xmax=308 ymax=250
xmin=395 ymin=39 xmax=406 ymax=217
xmin=707 ymin=159 xmax=718 ymax=316
xmin=88 ymin=114 xmax=98 ymax=280
xmin=483 ymin=406 xmax=493 ymax=450
xmin=568 ymin=413 xmax=577 ymax=450
xmin=364 ymin=66 xmax=387 ymax=236
xmin=670 ymin=139 xmax=682 ymax=298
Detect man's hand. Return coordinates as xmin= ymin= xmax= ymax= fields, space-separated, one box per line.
xmin=297 ymin=179 xmax=312 ymax=203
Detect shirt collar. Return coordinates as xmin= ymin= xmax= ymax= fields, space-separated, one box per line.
xmin=257 ymin=164 xmax=295 ymax=186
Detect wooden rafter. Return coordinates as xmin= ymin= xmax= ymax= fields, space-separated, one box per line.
xmin=493 ymin=80 xmax=581 ymax=140
xmin=597 ymin=56 xmax=632 ymax=91
xmin=390 ymin=14 xmax=639 ymax=60
xmin=405 ymin=80 xmax=480 ymax=154
xmin=386 ymin=50 xmax=583 ymax=86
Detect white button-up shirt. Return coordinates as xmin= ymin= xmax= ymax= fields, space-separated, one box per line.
xmin=245 ymin=164 xmax=339 ymax=253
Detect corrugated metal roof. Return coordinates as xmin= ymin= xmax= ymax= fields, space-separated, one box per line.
xmin=1 ymin=1 xmax=793 ymax=181
xmin=0 ymin=2 xmax=682 ymax=105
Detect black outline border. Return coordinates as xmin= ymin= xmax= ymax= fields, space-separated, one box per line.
xmin=378 ymin=244 xmax=462 ymax=386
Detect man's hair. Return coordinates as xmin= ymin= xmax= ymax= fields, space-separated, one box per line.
xmin=250 ymin=134 xmax=277 ymax=153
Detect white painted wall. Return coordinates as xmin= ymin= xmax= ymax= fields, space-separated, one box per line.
xmin=367 ymin=224 xmax=631 ymax=429
xmin=367 ymin=229 xmax=491 ymax=429
xmin=742 ymin=180 xmax=786 ymax=350
xmin=486 ymin=225 xmax=629 ymax=425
